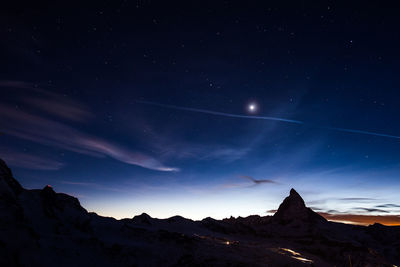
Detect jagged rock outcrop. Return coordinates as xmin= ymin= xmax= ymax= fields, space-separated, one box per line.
xmin=0 ymin=158 xmax=23 ymax=199
xmin=272 ymin=188 xmax=326 ymax=225
xmin=0 ymin=158 xmax=25 ymax=222
xmin=0 ymin=159 xmax=40 ymax=267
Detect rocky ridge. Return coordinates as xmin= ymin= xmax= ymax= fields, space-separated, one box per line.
xmin=0 ymin=159 xmax=399 ymax=266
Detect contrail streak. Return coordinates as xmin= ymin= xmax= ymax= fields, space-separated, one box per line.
xmin=136 ymin=100 xmax=400 ymax=140
xmin=323 ymin=127 xmax=400 ymax=139
xmin=136 ymin=100 xmax=303 ymax=124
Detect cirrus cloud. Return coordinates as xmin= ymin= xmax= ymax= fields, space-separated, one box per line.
xmin=0 ymin=104 xmax=178 ymax=171
xmin=0 ymin=81 xmax=178 ymax=172
xmin=0 ymin=149 xmax=64 ymax=170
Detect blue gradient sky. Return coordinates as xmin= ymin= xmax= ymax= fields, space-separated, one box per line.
xmin=1 ymin=1 xmax=400 ymax=222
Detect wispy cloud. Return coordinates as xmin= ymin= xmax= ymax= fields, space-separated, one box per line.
xmin=23 ymin=96 xmax=92 ymax=122
xmin=239 ymin=175 xmax=278 ymax=185
xmin=375 ymin=204 xmax=400 ymax=208
xmin=201 ymin=147 xmax=250 ymax=162
xmin=308 ymin=198 xmax=394 ymax=216
xmin=80 ymin=137 xmax=179 ymax=172
xmin=0 ymin=81 xmax=92 ymax=122
xmin=147 ymin=139 xmax=252 ymax=163
xmin=218 ymin=175 xmax=280 ymax=190
xmin=0 ymin=149 xmax=64 ymax=170
xmin=338 ymin=197 xmax=377 ymax=202
xmin=133 ymin=101 xmax=283 ymax=165
xmin=352 ymin=207 xmax=389 ymax=213
xmin=0 ymin=104 xmax=178 ymax=171
xmin=219 ymin=182 xmax=253 ymax=189
xmin=307 ymin=196 xmax=379 ymax=207
xmin=0 ymin=81 xmax=178 ymax=172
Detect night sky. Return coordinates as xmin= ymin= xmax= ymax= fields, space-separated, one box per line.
xmin=1 ymin=1 xmax=400 ymax=223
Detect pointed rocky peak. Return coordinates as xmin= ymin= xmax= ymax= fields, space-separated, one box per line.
xmin=272 ymin=188 xmax=326 ymax=224
xmin=289 ymin=188 xmax=301 ymax=197
xmin=289 ymin=188 xmax=305 ymax=205
xmin=275 ymin=189 xmax=307 ymax=214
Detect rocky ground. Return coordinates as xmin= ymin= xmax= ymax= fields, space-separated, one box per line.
xmin=1 ymin=158 xmax=399 ymax=266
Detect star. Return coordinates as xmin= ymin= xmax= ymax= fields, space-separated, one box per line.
xmin=247 ymin=102 xmax=258 ymax=113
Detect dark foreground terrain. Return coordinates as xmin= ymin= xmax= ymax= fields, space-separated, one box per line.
xmin=0 ymin=158 xmax=399 ymax=266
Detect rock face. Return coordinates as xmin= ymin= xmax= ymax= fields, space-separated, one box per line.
xmin=0 ymin=158 xmax=399 ymax=267
xmin=272 ymin=188 xmax=326 ymax=225
xmin=0 ymin=158 xmax=23 ymax=198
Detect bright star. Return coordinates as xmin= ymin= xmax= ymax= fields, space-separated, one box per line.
xmin=247 ymin=103 xmax=257 ymax=113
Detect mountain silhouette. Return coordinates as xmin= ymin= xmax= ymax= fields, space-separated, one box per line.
xmin=272 ymin=188 xmax=326 ymax=225
xmin=0 ymin=158 xmax=399 ymax=266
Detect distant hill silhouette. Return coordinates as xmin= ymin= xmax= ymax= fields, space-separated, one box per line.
xmin=0 ymin=158 xmax=399 ymax=266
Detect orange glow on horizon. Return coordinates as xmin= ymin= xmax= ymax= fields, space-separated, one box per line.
xmin=319 ymin=212 xmax=400 ymax=226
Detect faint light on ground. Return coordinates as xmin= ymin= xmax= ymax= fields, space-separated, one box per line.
xmin=272 ymin=247 xmax=314 ymax=264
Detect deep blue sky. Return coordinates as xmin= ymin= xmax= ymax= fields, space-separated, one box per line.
xmin=1 ymin=1 xmax=400 ymax=221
